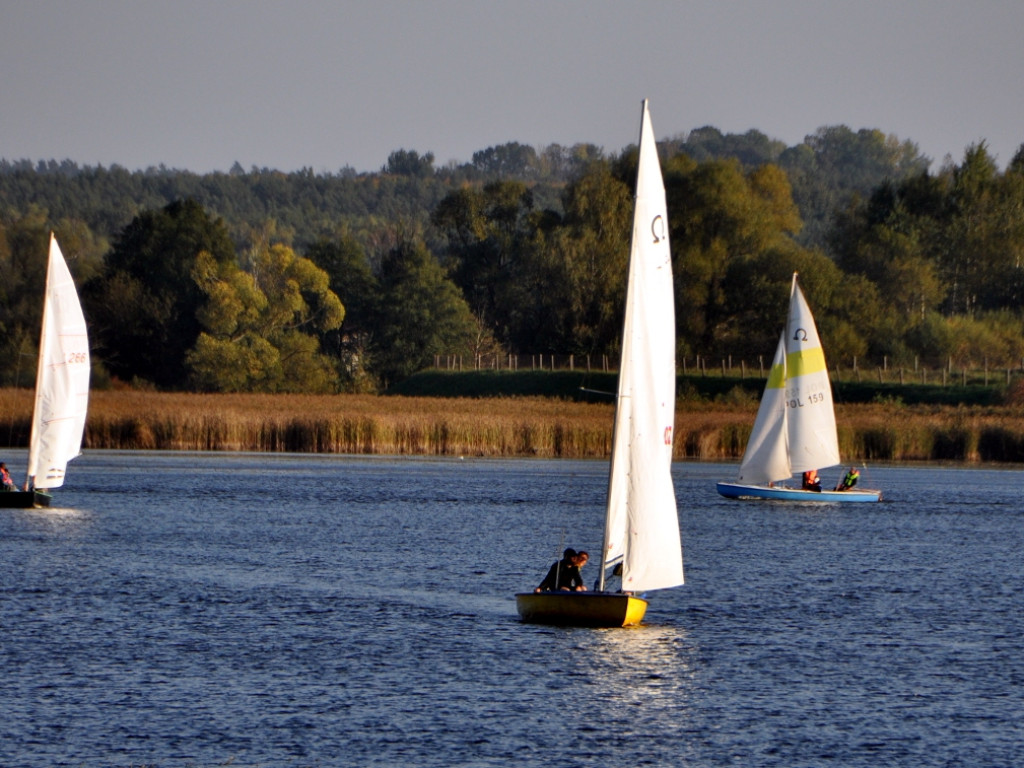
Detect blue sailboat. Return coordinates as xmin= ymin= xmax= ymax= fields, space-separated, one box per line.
xmin=716 ymin=274 xmax=880 ymax=503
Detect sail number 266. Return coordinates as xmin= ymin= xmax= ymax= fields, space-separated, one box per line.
xmin=67 ymin=352 xmax=88 ymax=364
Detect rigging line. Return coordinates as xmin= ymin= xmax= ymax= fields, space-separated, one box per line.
xmin=553 ymin=528 xmax=566 ymax=591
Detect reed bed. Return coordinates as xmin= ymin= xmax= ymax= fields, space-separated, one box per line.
xmin=0 ymin=390 xmax=614 ymax=458
xmin=3 ymin=389 xmax=1024 ymax=462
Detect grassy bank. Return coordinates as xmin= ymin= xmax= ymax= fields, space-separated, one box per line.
xmin=392 ymin=369 xmax=1006 ymax=406
xmin=3 ymin=388 xmax=1024 ymax=463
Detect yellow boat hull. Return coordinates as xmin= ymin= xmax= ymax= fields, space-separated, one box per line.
xmin=515 ymin=591 xmax=648 ymax=627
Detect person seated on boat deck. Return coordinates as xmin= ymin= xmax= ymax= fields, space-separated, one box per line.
xmin=835 ymin=467 xmax=860 ymax=491
xmin=0 ymin=462 xmax=14 ymax=491
xmin=802 ymin=469 xmax=822 ymax=492
xmin=574 ymin=551 xmax=589 ymax=589
xmin=534 ymin=548 xmax=587 ymax=592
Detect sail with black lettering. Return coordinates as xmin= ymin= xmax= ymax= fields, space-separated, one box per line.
xmin=717 ymin=273 xmax=880 ymax=503
xmin=25 ymin=235 xmax=90 ymax=493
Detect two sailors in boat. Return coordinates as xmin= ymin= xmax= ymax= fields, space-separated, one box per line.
xmin=534 ymin=548 xmax=589 ymax=592
xmin=0 ymin=462 xmax=14 ymax=491
xmin=801 ymin=466 xmax=860 ymax=492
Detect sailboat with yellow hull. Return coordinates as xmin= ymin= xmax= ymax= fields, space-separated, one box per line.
xmin=516 ymin=100 xmax=685 ymax=627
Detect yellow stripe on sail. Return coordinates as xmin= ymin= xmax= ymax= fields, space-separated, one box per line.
xmin=787 ymin=347 xmax=827 ymax=379
xmin=765 ymin=361 xmax=786 ymax=389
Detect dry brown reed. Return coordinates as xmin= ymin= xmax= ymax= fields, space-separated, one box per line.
xmin=3 ymin=388 xmax=1024 ymax=462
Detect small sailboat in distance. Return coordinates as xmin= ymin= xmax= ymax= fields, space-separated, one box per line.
xmin=716 ymin=273 xmax=880 ymax=503
xmin=0 ymin=234 xmax=90 ymax=509
xmin=516 ymin=100 xmax=685 ymax=626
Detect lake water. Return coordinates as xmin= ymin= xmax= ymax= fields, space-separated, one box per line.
xmin=1 ymin=452 xmax=1022 ymax=767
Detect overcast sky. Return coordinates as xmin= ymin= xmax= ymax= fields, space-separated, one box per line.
xmin=2 ymin=0 xmax=1022 ymax=174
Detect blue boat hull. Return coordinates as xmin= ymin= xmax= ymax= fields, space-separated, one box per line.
xmin=716 ymin=482 xmax=881 ymax=503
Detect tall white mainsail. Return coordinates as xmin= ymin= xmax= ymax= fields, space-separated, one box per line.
xmin=601 ymin=100 xmax=684 ymax=593
xmin=25 ymin=234 xmax=91 ymax=490
xmin=784 ymin=275 xmax=840 ymax=473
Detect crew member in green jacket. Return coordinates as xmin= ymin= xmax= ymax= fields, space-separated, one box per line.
xmin=835 ymin=467 xmax=860 ymax=491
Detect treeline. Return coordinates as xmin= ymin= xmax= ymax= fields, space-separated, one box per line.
xmin=1 ymin=125 xmax=1023 ymax=394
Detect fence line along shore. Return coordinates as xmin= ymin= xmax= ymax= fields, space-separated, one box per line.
xmin=436 ymin=353 xmax=1024 ymax=388
xmin=4 ymin=388 xmax=1024 ymax=463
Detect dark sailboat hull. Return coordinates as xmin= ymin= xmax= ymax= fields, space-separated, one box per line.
xmin=0 ymin=490 xmax=52 ymax=508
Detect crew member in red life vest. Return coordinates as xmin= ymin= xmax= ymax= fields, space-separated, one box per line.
xmin=802 ymin=469 xmax=822 ymax=492
xmin=0 ymin=462 xmax=14 ymax=491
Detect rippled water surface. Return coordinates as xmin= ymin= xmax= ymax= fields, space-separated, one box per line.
xmin=2 ymin=453 xmax=1023 ymax=767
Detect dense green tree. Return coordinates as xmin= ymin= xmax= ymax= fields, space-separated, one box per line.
xmin=86 ymin=199 xmax=236 ymax=388
xmin=829 ymin=178 xmax=946 ymax=325
xmin=535 ymin=143 xmax=605 ymax=181
xmin=942 ymin=143 xmax=1024 ymax=315
xmin=779 ymin=126 xmax=930 ymax=248
xmin=668 ymin=155 xmax=806 ymax=354
xmin=431 ymin=180 xmax=537 ymax=342
xmin=384 ymin=149 xmax=435 ymax=178
xmin=472 ymin=142 xmax=539 ymax=178
xmin=537 ymin=159 xmax=633 ymax=354
xmin=305 ymin=235 xmax=378 ymax=389
xmin=0 ymin=212 xmax=50 ymax=385
xmin=670 ymin=126 xmax=786 ymax=168
xmin=186 ymin=243 xmax=344 ymax=392
xmin=370 ymin=239 xmax=478 ymax=385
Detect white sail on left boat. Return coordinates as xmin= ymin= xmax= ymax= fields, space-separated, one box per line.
xmin=516 ymin=100 xmax=684 ymax=626
xmin=1 ymin=234 xmax=90 ymax=509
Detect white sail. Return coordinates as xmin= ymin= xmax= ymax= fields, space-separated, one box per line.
xmin=785 ymin=277 xmax=840 ymax=473
xmin=737 ymin=332 xmax=791 ymax=484
xmin=734 ymin=274 xmax=840 ymax=484
xmin=26 ymin=234 xmax=90 ymax=490
xmin=602 ymin=100 xmax=684 ymax=593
